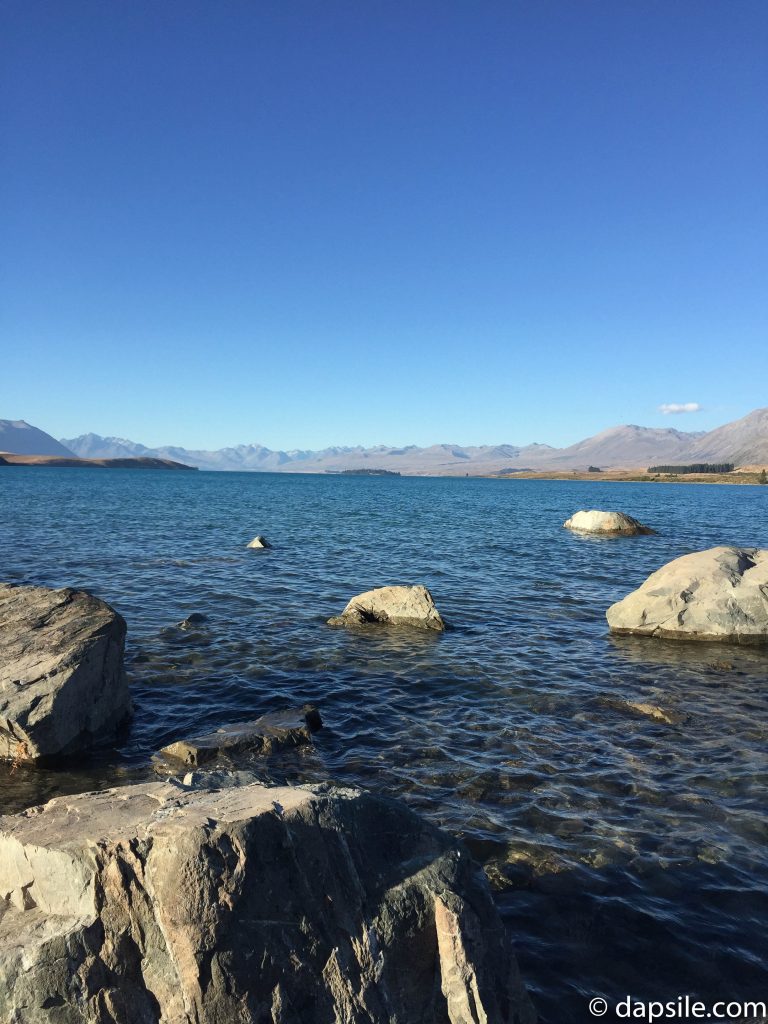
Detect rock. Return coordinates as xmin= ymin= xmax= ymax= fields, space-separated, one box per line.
xmin=601 ymin=696 xmax=686 ymax=725
xmin=0 ymin=780 xmax=534 ymax=1024
xmin=563 ymin=510 xmax=653 ymax=535
xmin=0 ymin=584 xmax=131 ymax=763
xmin=247 ymin=535 xmax=271 ymax=549
xmin=624 ymin=701 xmax=685 ymax=725
xmin=607 ymin=546 xmax=768 ymax=642
xmin=177 ymin=612 xmax=206 ymax=630
xmin=328 ymin=585 xmax=446 ymax=631
xmin=157 ymin=705 xmax=323 ymax=768
xmin=709 ymin=660 xmax=734 ymax=671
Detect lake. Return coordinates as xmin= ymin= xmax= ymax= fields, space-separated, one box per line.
xmin=1 ymin=468 xmax=767 ymax=1022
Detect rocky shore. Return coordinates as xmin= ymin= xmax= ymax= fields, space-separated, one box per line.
xmin=3 ymin=522 xmax=767 ymax=1021
xmin=0 ymin=581 xmax=530 ymax=1023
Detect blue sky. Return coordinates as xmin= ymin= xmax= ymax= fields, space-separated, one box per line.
xmin=2 ymin=1 xmax=766 ymax=449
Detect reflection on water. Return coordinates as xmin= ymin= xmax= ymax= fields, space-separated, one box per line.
xmin=1 ymin=469 xmax=767 ymax=1023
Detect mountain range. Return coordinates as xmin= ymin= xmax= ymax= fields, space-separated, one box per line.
xmin=2 ymin=409 xmax=767 ymax=474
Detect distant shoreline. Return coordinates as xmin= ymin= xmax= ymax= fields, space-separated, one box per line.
xmin=490 ymin=468 xmax=768 ymax=486
xmin=330 ymin=468 xmax=402 ymax=477
xmin=0 ymin=453 xmax=196 ymax=471
xmin=2 ymin=453 xmax=766 ymax=484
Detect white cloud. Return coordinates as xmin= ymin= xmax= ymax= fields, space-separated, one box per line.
xmin=659 ymin=402 xmax=702 ymax=415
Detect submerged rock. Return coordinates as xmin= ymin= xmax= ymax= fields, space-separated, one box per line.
xmin=563 ymin=510 xmax=653 ymax=535
xmin=247 ymin=535 xmax=271 ymax=549
xmin=624 ymin=701 xmax=685 ymax=725
xmin=0 ymin=584 xmax=131 ymax=763
xmin=607 ymin=546 xmax=768 ymax=642
xmin=177 ymin=612 xmax=207 ymax=630
xmin=601 ymin=695 xmax=686 ymax=726
xmin=328 ymin=585 xmax=445 ymax=631
xmin=157 ymin=705 xmax=323 ymax=768
xmin=0 ymin=780 xmax=534 ymax=1024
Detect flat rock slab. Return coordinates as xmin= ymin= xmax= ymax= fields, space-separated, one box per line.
xmin=158 ymin=705 xmax=323 ymax=768
xmin=607 ymin=546 xmax=768 ymax=642
xmin=328 ymin=585 xmax=446 ymax=631
xmin=0 ymin=780 xmax=534 ymax=1024
xmin=0 ymin=584 xmax=131 ymax=763
xmin=564 ymin=509 xmax=654 ymax=535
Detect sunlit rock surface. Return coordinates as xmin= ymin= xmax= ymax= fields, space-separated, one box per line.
xmin=0 ymin=584 xmax=130 ymax=763
xmin=328 ymin=585 xmax=446 ymax=631
xmin=563 ymin=510 xmax=653 ymax=535
xmin=607 ymin=546 xmax=768 ymax=642
xmin=0 ymin=779 xmax=534 ymax=1024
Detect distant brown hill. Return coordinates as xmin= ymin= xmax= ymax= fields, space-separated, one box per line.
xmin=531 ymin=424 xmax=699 ymax=470
xmin=680 ymin=408 xmax=768 ymax=466
xmin=0 ymin=453 xmax=196 ymax=470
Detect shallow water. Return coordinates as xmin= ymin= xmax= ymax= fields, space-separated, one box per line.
xmin=1 ymin=468 xmax=767 ymax=1022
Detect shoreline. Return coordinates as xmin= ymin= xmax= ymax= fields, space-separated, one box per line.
xmin=2 ymin=453 xmax=766 ymax=484
xmin=0 ymin=452 xmax=196 ymax=470
xmin=490 ymin=468 xmax=768 ymax=486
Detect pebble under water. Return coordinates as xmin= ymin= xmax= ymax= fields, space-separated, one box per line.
xmin=1 ymin=468 xmax=767 ymax=1023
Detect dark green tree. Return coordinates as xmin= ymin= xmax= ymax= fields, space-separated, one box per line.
xmin=648 ymin=463 xmax=734 ymax=475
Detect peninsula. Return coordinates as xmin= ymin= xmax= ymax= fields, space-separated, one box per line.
xmin=493 ymin=466 xmax=768 ymax=486
xmin=0 ymin=453 xmax=196 ymax=471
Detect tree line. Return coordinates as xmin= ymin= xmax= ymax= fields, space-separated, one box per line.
xmin=647 ymin=463 xmax=735 ymax=474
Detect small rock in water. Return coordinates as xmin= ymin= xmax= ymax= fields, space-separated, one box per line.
xmin=624 ymin=701 xmax=685 ymax=726
xmin=247 ymin=535 xmax=271 ymax=549
xmin=563 ymin=509 xmax=654 ymax=535
xmin=177 ymin=612 xmax=207 ymax=630
xmin=600 ymin=695 xmax=685 ymax=726
xmin=157 ymin=705 xmax=323 ymax=768
xmin=328 ymin=585 xmax=445 ymax=631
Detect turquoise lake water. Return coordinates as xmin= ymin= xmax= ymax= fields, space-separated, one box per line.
xmin=1 ymin=468 xmax=767 ymax=1022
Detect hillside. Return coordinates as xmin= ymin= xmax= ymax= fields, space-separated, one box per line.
xmin=683 ymin=408 xmax=768 ymax=465
xmin=0 ymin=453 xmax=196 ymax=470
xmin=544 ymin=424 xmax=701 ymax=468
xmin=0 ymin=420 xmax=75 ymax=457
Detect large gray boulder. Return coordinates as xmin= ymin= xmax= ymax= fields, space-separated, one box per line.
xmin=564 ymin=509 xmax=653 ymax=535
xmin=0 ymin=584 xmax=131 ymax=763
xmin=0 ymin=780 xmax=534 ymax=1024
xmin=328 ymin=585 xmax=446 ymax=631
xmin=607 ymin=546 xmax=768 ymax=642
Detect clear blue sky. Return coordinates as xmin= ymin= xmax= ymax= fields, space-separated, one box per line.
xmin=2 ymin=1 xmax=766 ymax=450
